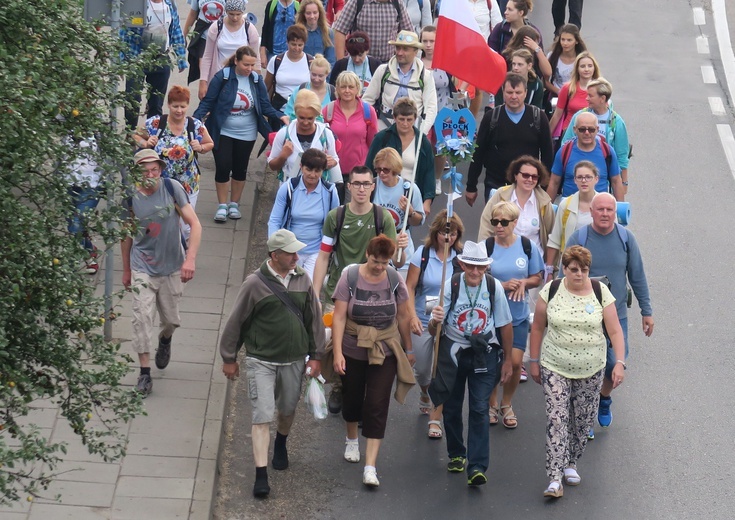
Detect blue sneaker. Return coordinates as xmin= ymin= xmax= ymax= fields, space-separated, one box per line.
xmin=598 ymin=396 xmax=613 ymax=427
xmin=587 ymin=427 xmax=595 ymax=440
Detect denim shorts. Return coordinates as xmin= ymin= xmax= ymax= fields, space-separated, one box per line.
xmin=512 ymin=319 xmax=530 ymax=351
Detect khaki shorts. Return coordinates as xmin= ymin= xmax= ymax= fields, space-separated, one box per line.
xmin=245 ymin=357 xmax=305 ymax=424
xmin=131 ymin=270 xmax=183 ymax=354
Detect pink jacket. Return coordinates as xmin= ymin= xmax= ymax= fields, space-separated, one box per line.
xmin=200 ymin=21 xmax=260 ymax=84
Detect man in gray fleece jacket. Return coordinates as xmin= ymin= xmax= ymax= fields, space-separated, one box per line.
xmin=220 ymin=229 xmax=325 ymax=498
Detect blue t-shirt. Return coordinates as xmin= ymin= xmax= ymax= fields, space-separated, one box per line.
xmin=409 ymin=245 xmax=457 ymax=327
xmin=273 ymin=3 xmax=296 ymax=54
xmin=506 ymin=106 xmax=525 ymax=124
xmin=374 ymin=178 xmax=424 ymax=267
xmin=442 ymin=273 xmax=513 ymax=346
xmin=552 ymin=139 xmax=621 ymax=196
xmin=220 ymin=73 xmax=258 ymax=141
xmin=488 ymin=237 xmax=544 ymax=325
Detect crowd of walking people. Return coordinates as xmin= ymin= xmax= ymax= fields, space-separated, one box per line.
xmin=102 ymin=0 xmax=656 ymax=503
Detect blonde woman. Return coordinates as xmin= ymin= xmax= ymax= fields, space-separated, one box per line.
xmin=547 ymin=51 xmax=601 ymax=140
xmin=297 ymin=0 xmax=336 ymax=67
xmin=283 ymin=54 xmax=337 ymax=120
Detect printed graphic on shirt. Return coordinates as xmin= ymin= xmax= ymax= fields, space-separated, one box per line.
xmin=352 ymin=287 xmax=396 ymax=326
xmin=231 ymin=89 xmax=254 ymax=115
xmin=382 ymin=202 xmax=403 ymax=228
xmin=200 ymin=0 xmax=224 ymax=22
xmin=452 ymin=303 xmax=489 ymax=337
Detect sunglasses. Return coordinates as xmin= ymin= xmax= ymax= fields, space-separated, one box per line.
xmin=490 ymin=218 xmax=514 ymax=227
xmin=375 ymin=167 xmax=393 ymax=174
xmin=463 ymin=264 xmax=486 ymax=272
xmin=347 ymin=37 xmax=367 ymax=44
xmin=576 ymin=126 xmax=597 ymax=134
xmin=518 ymin=172 xmax=539 ymax=181
xmin=566 ymin=266 xmax=590 ymax=274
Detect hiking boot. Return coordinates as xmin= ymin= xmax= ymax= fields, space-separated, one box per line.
xmin=328 ymin=387 xmax=343 ymax=414
xmin=155 ymin=336 xmax=171 ymax=370
xmin=598 ymin=396 xmax=613 ymax=427
xmin=135 ymin=374 xmax=152 ymax=398
xmin=447 ymin=456 xmax=466 ymax=473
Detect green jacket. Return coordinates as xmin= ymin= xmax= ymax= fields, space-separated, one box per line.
xmin=219 ymin=261 xmax=325 ymax=364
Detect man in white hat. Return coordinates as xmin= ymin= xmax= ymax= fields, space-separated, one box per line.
xmin=362 ymin=29 xmax=437 ymax=134
xmin=427 ymin=240 xmax=513 ymax=487
xmin=219 ymin=229 xmax=325 ymax=498
xmin=122 ymin=149 xmax=202 ymax=397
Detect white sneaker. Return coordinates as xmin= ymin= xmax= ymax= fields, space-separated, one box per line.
xmin=344 ymin=440 xmax=360 ymax=463
xmin=363 ymin=466 xmax=379 ymax=487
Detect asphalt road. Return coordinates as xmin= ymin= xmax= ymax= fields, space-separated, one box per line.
xmin=214 ymin=0 xmax=735 ymax=518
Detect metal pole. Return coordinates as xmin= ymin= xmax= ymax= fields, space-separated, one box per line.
xmin=104 ymin=0 xmax=122 ymax=341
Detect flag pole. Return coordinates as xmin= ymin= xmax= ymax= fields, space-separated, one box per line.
xmin=395 ymin=115 xmax=422 ymax=264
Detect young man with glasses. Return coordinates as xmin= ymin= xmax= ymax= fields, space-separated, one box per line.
xmin=546 ymin=111 xmax=624 ymax=201
xmin=312 ymin=166 xmax=406 ymax=413
xmin=467 ymin=73 xmax=554 ymax=207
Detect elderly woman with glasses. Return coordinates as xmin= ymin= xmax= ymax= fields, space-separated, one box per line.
xmin=481 ymin=201 xmax=543 ymax=428
xmin=329 ymin=31 xmax=382 ymax=95
xmin=428 ymin=240 xmax=513 ymax=486
xmin=478 ymin=155 xmax=555 ymax=255
xmin=529 ymin=245 xmax=625 ymax=499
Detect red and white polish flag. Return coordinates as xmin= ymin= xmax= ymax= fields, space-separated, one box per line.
xmin=433 ymin=0 xmax=507 ymax=95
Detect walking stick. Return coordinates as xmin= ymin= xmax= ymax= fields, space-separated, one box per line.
xmin=395 ymin=116 xmax=422 ymax=264
xmin=431 ymin=192 xmax=453 ymax=378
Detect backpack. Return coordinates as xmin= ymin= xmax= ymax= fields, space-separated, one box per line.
xmin=126 ymin=177 xmax=189 ymax=252
xmin=487 ymin=104 xmax=542 ymax=134
xmin=577 ymin=223 xmax=633 ymax=308
xmin=216 ymin=17 xmax=250 ymax=40
xmin=273 ymin=52 xmax=314 ymax=77
xmin=448 ymin=272 xmax=496 ymax=317
xmin=283 ymin=174 xmax=337 ymax=228
xmin=346 ymin=263 xmax=402 ymax=299
xmin=416 ymin=246 xmax=462 ymax=291
xmin=156 ymin=115 xmax=200 ymax=176
xmin=560 ymin=137 xmax=613 ymax=180
xmin=298 ymin=81 xmax=336 ymax=104
xmin=375 ymin=64 xmax=426 ymax=117
xmin=579 ymin=107 xmax=633 ymax=160
xmin=330 ymin=204 xmax=386 ymax=269
xmin=547 ymin=276 xmax=611 ymax=339
xmin=484 ymin=235 xmax=532 ymax=261
xmin=276 ymin=125 xmax=334 ymax=182
xmin=268 ymin=0 xmax=300 ymax=19
xmin=324 ymin=100 xmax=372 ymax=128
xmin=356 ymin=0 xmax=402 ymax=23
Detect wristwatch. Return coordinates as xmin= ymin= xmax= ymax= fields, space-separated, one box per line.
xmin=615 ymin=359 xmax=627 ymax=370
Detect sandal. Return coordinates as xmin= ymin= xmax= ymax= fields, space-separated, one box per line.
xmin=489 ymin=405 xmax=499 ymax=426
xmin=227 ymin=202 xmax=241 ymax=220
xmin=214 ymin=204 xmax=228 ymax=223
xmin=544 ymin=480 xmax=563 ymax=498
xmin=564 ymin=466 xmax=581 ymax=486
xmin=500 ymin=405 xmax=518 ymax=429
xmin=427 ymin=420 xmax=443 ymax=439
xmin=419 ymin=391 xmax=433 ymax=415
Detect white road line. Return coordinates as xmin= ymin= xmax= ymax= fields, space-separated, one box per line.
xmin=696 ymin=35 xmax=709 ymax=54
xmin=717 ymin=124 xmax=735 ymax=178
xmin=710 ymin=97 xmax=726 ymax=116
xmin=701 ymin=65 xmax=717 ymax=83
xmin=712 ymin=0 xmax=735 ymax=106
xmin=693 ymin=7 xmax=706 ymax=25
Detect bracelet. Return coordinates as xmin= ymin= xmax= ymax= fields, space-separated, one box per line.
xmin=535 ymin=47 xmax=542 ymax=53
xmin=622 ymin=181 xmax=629 ymax=186
xmin=405 ymin=350 xmax=414 ymax=355
xmin=615 ymin=359 xmax=627 ymax=369
xmin=528 ymin=358 xmax=540 ymax=363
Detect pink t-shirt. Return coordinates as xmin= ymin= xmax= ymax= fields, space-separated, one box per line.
xmin=332 ymin=267 xmax=409 ymax=361
xmin=556 ymin=82 xmax=589 ymax=135
xmin=322 ymin=100 xmax=378 ymax=177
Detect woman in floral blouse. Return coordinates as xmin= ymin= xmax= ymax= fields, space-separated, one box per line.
xmin=134 ymin=86 xmax=214 ymax=236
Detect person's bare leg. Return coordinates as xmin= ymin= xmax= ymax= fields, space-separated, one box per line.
xmin=252 ymin=423 xmax=270 ymax=467
xmin=230 ymin=179 xmax=246 ymax=204
xmin=365 ymin=438 xmax=382 ymax=467
xmin=215 ymin=181 xmax=230 ymax=205
xmin=346 ymin=421 xmax=359 ymax=439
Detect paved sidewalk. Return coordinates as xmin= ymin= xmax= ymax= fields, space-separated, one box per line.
xmin=0 ymin=151 xmax=264 ymax=520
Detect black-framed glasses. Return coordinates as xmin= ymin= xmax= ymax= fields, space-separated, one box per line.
xmin=490 ymin=218 xmax=514 ymax=227
xmin=576 ymin=126 xmax=597 ymax=134
xmin=518 ymin=172 xmax=539 ymax=181
xmin=350 ymin=181 xmax=374 ymax=190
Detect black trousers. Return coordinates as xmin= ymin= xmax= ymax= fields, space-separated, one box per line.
xmin=552 ymin=0 xmax=584 ymax=32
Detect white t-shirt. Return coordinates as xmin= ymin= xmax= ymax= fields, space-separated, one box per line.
xmin=267 ymin=53 xmax=311 ymax=100
xmin=577 ymin=210 xmax=593 ymax=228
xmin=400 ymin=138 xmax=418 ymax=182
xmin=552 ymin=57 xmax=575 ymax=90
xmin=144 ymin=0 xmax=171 ymax=51
xmin=511 ymin=189 xmax=541 ymax=250
xmin=217 ymin=24 xmax=249 ymax=68
xmin=191 ymin=0 xmax=224 ymax=23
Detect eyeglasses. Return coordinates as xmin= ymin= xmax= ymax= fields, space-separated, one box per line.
xmin=439 ymin=231 xmax=458 ymax=238
xmin=490 ymin=218 xmax=514 ymax=227
xmin=347 ymin=37 xmax=367 ymax=44
xmin=375 ymin=167 xmax=393 ymax=174
xmin=518 ymin=172 xmax=539 ymax=181
xmin=576 ymin=126 xmax=597 ymax=134
xmin=575 ymin=175 xmax=595 ymax=182
xmin=566 ymin=266 xmax=590 ymax=274
xmin=350 ymin=181 xmax=374 ymax=190
xmin=463 ymin=264 xmax=486 ymax=272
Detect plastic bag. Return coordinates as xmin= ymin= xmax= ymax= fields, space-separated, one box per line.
xmin=305 ymin=376 xmax=328 ymax=420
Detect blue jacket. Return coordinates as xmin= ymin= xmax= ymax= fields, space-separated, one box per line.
xmin=193 ymin=67 xmax=284 ymax=149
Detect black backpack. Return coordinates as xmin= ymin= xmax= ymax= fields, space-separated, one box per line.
xmin=484 ymin=235 xmax=532 ymax=261
xmin=547 ymin=276 xmax=612 ymax=342
xmin=416 ymin=246 xmax=462 ymax=291
xmin=330 ymin=204 xmax=386 ymax=269
xmin=485 ymin=104 xmax=542 ymax=134
xmin=283 ymin=175 xmax=337 ymax=228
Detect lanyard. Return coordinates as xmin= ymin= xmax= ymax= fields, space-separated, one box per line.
xmin=463 ymin=277 xmax=482 ymax=336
